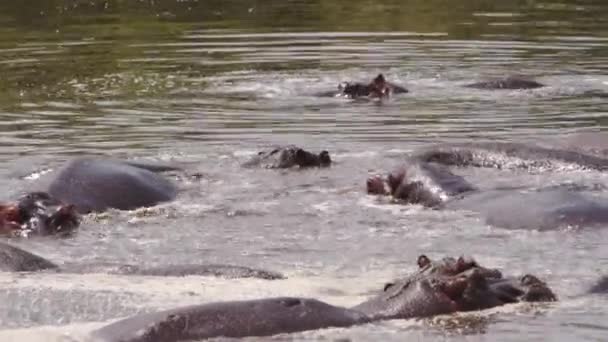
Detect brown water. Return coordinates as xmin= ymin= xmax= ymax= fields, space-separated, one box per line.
xmin=1 ymin=1 xmax=608 ymax=341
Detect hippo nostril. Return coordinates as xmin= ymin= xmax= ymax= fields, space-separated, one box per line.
xmin=280 ymin=298 xmax=302 ymax=307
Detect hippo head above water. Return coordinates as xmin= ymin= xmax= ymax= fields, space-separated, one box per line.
xmin=243 ymin=146 xmax=331 ymax=169
xmin=354 ymin=254 xmax=556 ymax=320
xmin=337 ymin=74 xmax=409 ymax=99
xmin=366 ymin=162 xmax=477 ymax=207
xmin=0 ymin=192 xmax=80 ymax=237
xmin=366 ymin=168 xmax=443 ymax=207
xmin=295 ymin=148 xmax=331 ymax=168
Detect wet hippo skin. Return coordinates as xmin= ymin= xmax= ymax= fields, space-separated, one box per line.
xmin=0 ymin=241 xmax=59 ymax=272
xmin=44 ymin=157 xmax=179 ymax=213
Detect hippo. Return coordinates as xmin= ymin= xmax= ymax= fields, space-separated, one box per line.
xmin=354 ymin=255 xmax=555 ymax=320
xmin=367 ymin=160 xmax=608 ymax=230
xmin=70 ymin=263 xmax=285 ymax=280
xmin=587 ymin=276 xmax=608 ymax=294
xmin=243 ymin=146 xmax=331 ymax=169
xmin=35 ymin=157 xmax=180 ymax=214
xmin=319 ymin=74 xmax=408 ymax=99
xmin=367 ymin=162 xmax=476 ymax=207
xmin=413 ymin=142 xmax=608 ymax=172
xmin=464 ymin=76 xmax=545 ymax=90
xmin=92 ymin=254 xmax=554 ymax=342
xmin=0 ymin=192 xmax=80 ymax=237
xmin=0 ymin=242 xmax=285 ymax=279
xmin=0 ymin=241 xmax=59 ymax=272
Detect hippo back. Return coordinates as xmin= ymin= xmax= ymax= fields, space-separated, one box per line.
xmin=48 ymin=158 xmax=178 ymax=213
xmin=92 ymin=297 xmax=369 ymax=342
xmin=0 ymin=242 xmax=58 ymax=272
xmin=447 ymin=188 xmax=608 ymax=230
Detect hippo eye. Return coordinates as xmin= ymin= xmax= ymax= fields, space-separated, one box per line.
xmin=383 ymin=282 xmax=395 ymax=291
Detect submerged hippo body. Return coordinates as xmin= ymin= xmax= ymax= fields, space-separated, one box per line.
xmin=45 ymin=157 xmax=179 ymax=213
xmin=93 ymin=255 xmax=554 ymax=342
xmin=0 ymin=242 xmax=58 ymax=272
xmin=588 ymin=276 xmax=608 ymax=294
xmin=446 ymin=188 xmax=608 ymax=230
xmin=93 ymin=297 xmax=368 ymax=342
xmin=414 ymin=142 xmax=608 ymax=171
xmin=243 ymin=146 xmax=331 ymax=169
xmin=464 ymin=77 xmax=545 ymax=90
xmin=320 ymin=74 xmax=408 ymax=99
xmin=0 ymin=243 xmax=285 ymax=280
xmin=71 ymin=263 xmax=286 ymax=280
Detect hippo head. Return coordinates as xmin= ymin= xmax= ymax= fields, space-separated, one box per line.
xmin=367 ymin=168 xmax=442 ymax=207
xmin=339 ymin=74 xmax=390 ymax=99
xmin=1 ymin=192 xmax=81 ymax=237
xmin=369 ymin=74 xmax=391 ymax=98
xmin=354 ymin=255 xmax=556 ymax=320
xmin=366 ymin=168 xmax=406 ymax=196
xmin=415 ymin=255 xmax=556 ymax=307
xmin=294 ymin=149 xmax=331 ymax=168
xmin=366 ymin=175 xmax=388 ymax=195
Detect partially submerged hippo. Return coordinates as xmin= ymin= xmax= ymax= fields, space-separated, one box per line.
xmin=92 ymin=255 xmax=554 ymax=342
xmin=0 ymin=192 xmax=80 ymax=237
xmin=587 ymin=276 xmax=608 ymax=294
xmin=320 ymin=74 xmax=408 ymax=99
xmin=0 ymin=241 xmax=59 ymax=272
xmin=367 ymin=160 xmax=608 ymax=230
xmin=243 ymin=146 xmax=331 ymax=169
xmin=0 ymin=242 xmax=285 ymax=279
xmin=367 ymin=162 xmax=476 ymax=207
xmin=464 ymin=76 xmax=545 ymax=90
xmin=354 ymin=255 xmax=555 ymax=320
xmin=36 ymin=157 xmax=179 ymax=213
xmin=413 ymin=142 xmax=608 ymax=171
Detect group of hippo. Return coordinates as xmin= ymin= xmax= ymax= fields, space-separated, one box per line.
xmin=0 ymin=76 xmax=607 ymax=341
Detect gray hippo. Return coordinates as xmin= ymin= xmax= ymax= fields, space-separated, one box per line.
xmin=1 ymin=192 xmax=80 ymax=237
xmin=92 ymin=255 xmax=555 ymax=342
xmin=37 ymin=157 xmax=179 ymax=213
xmin=0 ymin=241 xmax=59 ymax=272
xmin=0 ymin=242 xmax=284 ymax=280
xmin=367 ymin=160 xmax=608 ymax=230
xmin=413 ymin=142 xmax=608 ymax=171
xmin=464 ymin=76 xmax=545 ymax=90
xmin=588 ymin=276 xmax=608 ymax=294
xmin=243 ymin=146 xmax=331 ymax=169
xmin=319 ymin=74 xmax=408 ymax=99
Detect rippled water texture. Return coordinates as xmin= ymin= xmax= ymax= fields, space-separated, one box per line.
xmin=1 ymin=1 xmax=608 ymax=341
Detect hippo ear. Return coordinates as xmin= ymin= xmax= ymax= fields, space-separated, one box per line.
xmin=373 ymin=74 xmax=386 ymax=85
xmin=417 ymin=254 xmax=431 ymax=268
xmin=318 ymin=151 xmax=331 ymax=165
